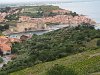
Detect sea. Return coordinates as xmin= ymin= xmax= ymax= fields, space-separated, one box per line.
xmin=52 ymin=0 xmax=100 ymax=23
xmin=52 ymin=0 xmax=100 ymax=29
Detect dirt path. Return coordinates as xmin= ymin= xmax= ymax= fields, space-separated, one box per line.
xmin=0 ymin=55 xmax=11 ymax=68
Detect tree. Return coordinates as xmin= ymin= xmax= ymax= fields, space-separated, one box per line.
xmin=11 ymin=42 xmax=21 ymax=54
xmin=0 ymin=7 xmax=11 ymax=13
xmin=0 ymin=24 xmax=100 ymax=74
xmin=48 ymin=12 xmax=57 ymax=17
xmin=0 ymin=24 xmax=9 ymax=31
xmin=5 ymin=7 xmax=11 ymax=12
xmin=70 ymin=11 xmax=78 ymax=17
xmin=5 ymin=14 xmax=19 ymax=21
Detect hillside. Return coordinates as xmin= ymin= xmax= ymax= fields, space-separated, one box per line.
xmin=10 ymin=49 xmax=100 ymax=75
xmin=19 ymin=5 xmax=61 ymax=17
xmin=21 ymin=5 xmax=60 ymax=13
xmin=0 ymin=24 xmax=100 ymax=75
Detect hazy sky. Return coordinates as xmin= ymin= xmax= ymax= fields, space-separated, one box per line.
xmin=0 ymin=0 xmax=97 ymax=4
xmin=0 ymin=0 xmax=62 ymax=3
xmin=0 ymin=0 xmax=82 ymax=4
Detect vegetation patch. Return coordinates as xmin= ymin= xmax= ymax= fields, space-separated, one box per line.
xmin=0 ymin=57 xmax=3 ymax=63
xmin=0 ymin=24 xmax=100 ymax=75
xmin=10 ymin=49 xmax=100 ymax=75
xmin=47 ymin=64 xmax=77 ymax=75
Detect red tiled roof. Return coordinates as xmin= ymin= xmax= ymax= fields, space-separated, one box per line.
xmin=0 ymin=44 xmax=11 ymax=51
xmin=0 ymin=36 xmax=9 ymax=44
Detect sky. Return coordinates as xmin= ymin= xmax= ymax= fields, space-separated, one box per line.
xmin=0 ymin=0 xmax=61 ymax=3
xmin=0 ymin=0 xmax=98 ymax=4
xmin=0 ymin=0 xmax=81 ymax=4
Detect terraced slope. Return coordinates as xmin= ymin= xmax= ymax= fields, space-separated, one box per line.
xmin=10 ymin=49 xmax=100 ymax=75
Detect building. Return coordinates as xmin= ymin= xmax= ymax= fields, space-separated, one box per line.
xmin=16 ymin=22 xmax=38 ymax=32
xmin=0 ymin=12 xmax=7 ymax=23
xmin=0 ymin=36 xmax=21 ymax=55
xmin=0 ymin=36 xmax=8 ymax=44
xmin=19 ymin=16 xmax=31 ymax=22
xmin=0 ymin=44 xmax=11 ymax=55
xmin=20 ymin=35 xmax=29 ymax=41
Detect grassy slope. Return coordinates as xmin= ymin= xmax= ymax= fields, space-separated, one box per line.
xmin=22 ymin=5 xmax=60 ymax=13
xmin=10 ymin=48 xmax=100 ymax=75
xmin=9 ymin=27 xmax=100 ymax=75
xmin=86 ymin=38 xmax=100 ymax=48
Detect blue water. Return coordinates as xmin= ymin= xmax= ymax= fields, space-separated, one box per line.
xmin=53 ymin=0 xmax=100 ymax=23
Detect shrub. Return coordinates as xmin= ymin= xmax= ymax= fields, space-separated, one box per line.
xmin=97 ymin=40 xmax=100 ymax=47
xmin=0 ymin=57 xmax=3 ymax=63
xmin=47 ymin=64 xmax=78 ymax=75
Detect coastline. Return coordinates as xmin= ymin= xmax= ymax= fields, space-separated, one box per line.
xmin=6 ymin=24 xmax=70 ymax=38
xmin=6 ymin=23 xmax=100 ymax=39
xmin=52 ymin=1 xmax=100 ymax=23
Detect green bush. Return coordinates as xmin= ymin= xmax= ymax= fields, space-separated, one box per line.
xmin=5 ymin=14 xmax=19 ymax=21
xmin=0 ymin=24 xmax=9 ymax=31
xmin=0 ymin=57 xmax=3 ymax=63
xmin=47 ymin=64 xmax=78 ymax=75
xmin=97 ymin=40 xmax=100 ymax=47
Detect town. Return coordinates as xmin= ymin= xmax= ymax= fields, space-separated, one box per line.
xmin=0 ymin=1 xmax=100 ymax=75
xmin=0 ymin=6 xmax=95 ymax=34
xmin=0 ymin=5 xmax=96 ymax=55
